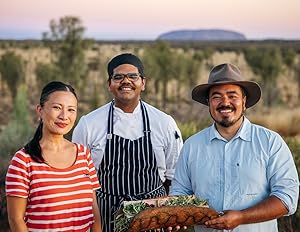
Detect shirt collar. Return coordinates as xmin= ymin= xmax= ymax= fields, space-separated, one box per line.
xmin=209 ymin=116 xmax=252 ymax=142
xmin=113 ymin=101 xmax=141 ymax=114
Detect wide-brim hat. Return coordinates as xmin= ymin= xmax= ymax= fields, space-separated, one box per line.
xmin=192 ymin=63 xmax=261 ymax=108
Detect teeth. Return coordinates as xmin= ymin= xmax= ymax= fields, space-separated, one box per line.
xmin=220 ymin=109 xmax=232 ymax=113
xmin=121 ymin=87 xmax=132 ymax=90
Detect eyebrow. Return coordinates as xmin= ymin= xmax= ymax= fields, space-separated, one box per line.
xmin=51 ymin=102 xmax=77 ymax=107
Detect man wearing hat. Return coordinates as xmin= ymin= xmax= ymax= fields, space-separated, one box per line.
xmin=170 ymin=63 xmax=299 ymax=231
xmin=72 ymin=53 xmax=183 ymax=232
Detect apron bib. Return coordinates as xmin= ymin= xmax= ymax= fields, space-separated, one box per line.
xmin=97 ymin=101 xmax=166 ymax=232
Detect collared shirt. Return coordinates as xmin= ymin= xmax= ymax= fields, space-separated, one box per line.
xmin=170 ymin=117 xmax=299 ymax=232
xmin=72 ymin=101 xmax=183 ymax=182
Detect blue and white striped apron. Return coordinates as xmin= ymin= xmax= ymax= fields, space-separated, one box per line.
xmin=97 ymin=101 xmax=166 ymax=232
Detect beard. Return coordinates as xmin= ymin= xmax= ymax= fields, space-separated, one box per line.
xmin=209 ymin=106 xmax=245 ymax=128
xmin=218 ymin=114 xmax=243 ymax=127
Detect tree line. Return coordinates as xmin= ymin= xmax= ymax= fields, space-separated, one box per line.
xmin=0 ymin=18 xmax=300 ymax=111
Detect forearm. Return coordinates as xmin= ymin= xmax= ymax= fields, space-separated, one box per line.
xmin=91 ymin=213 xmax=102 ymax=232
xmin=91 ymin=191 xmax=102 ymax=232
xmin=205 ymin=195 xmax=288 ymax=230
xmin=7 ymin=196 xmax=28 ymax=232
xmin=240 ymin=195 xmax=288 ymax=224
xmin=91 ymin=220 xmax=101 ymax=232
xmin=8 ymin=218 xmax=28 ymax=232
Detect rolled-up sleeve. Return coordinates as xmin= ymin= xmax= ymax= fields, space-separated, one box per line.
xmin=268 ymin=135 xmax=299 ymax=215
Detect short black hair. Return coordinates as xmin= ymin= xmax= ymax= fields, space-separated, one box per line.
xmin=107 ymin=53 xmax=144 ymax=78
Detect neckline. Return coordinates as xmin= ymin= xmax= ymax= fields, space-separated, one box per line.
xmin=43 ymin=143 xmax=79 ymax=171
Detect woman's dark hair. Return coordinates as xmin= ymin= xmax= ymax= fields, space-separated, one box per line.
xmin=24 ymin=81 xmax=77 ymax=162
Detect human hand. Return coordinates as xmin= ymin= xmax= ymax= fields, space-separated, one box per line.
xmin=204 ymin=210 xmax=243 ymax=230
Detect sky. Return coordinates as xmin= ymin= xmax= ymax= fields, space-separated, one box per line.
xmin=0 ymin=0 xmax=300 ymax=40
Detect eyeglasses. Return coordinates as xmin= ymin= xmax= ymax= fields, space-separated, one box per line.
xmin=110 ymin=73 xmax=142 ymax=82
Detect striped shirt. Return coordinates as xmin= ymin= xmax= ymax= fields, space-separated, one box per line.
xmin=5 ymin=143 xmax=101 ymax=232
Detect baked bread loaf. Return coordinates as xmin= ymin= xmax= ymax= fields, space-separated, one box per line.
xmin=127 ymin=205 xmax=218 ymax=232
xmin=114 ymin=195 xmax=218 ymax=232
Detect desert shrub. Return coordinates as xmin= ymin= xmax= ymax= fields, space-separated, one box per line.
xmin=43 ymin=16 xmax=90 ymax=91
xmin=0 ymin=84 xmax=33 ymax=163
xmin=248 ymin=108 xmax=300 ymax=137
xmin=0 ymin=51 xmax=25 ymax=100
xmin=35 ymin=62 xmax=59 ymax=89
xmin=277 ymin=137 xmax=300 ymax=231
xmin=0 ymin=84 xmax=33 ymax=231
xmin=178 ymin=117 xmax=211 ymax=141
xmin=0 ymin=167 xmax=9 ymax=231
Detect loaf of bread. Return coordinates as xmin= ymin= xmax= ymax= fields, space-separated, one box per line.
xmin=127 ymin=205 xmax=218 ymax=232
xmin=114 ymin=195 xmax=218 ymax=232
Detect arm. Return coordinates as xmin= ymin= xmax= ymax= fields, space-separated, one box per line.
xmin=86 ymin=150 xmax=102 ymax=232
xmin=164 ymin=117 xmax=183 ymax=183
xmin=206 ymin=134 xmax=299 ymax=230
xmin=91 ymin=191 xmax=102 ymax=232
xmin=240 ymin=195 xmax=288 ymax=223
xmin=169 ymin=145 xmax=193 ymax=196
xmin=205 ymin=195 xmax=288 ymax=230
xmin=6 ymin=152 xmax=31 ymax=232
xmin=6 ymin=196 xmax=28 ymax=232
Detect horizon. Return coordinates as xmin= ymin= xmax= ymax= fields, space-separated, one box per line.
xmin=1 ymin=28 xmax=300 ymax=41
xmin=1 ymin=0 xmax=300 ymax=41
xmin=1 ymin=29 xmax=300 ymax=42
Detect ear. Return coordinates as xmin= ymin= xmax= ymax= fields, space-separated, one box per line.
xmin=36 ymin=104 xmax=42 ymax=118
xmin=141 ymin=77 xmax=146 ymax=91
xmin=107 ymin=79 xmax=112 ymax=92
xmin=243 ymin=96 xmax=247 ymax=110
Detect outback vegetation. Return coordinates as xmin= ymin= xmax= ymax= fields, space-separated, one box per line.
xmin=0 ymin=16 xmax=300 ymax=231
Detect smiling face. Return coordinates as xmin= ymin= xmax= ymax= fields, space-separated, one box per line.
xmin=37 ymin=91 xmax=78 ymax=136
xmin=208 ymin=84 xmax=246 ymax=129
xmin=108 ymin=63 xmax=146 ymax=112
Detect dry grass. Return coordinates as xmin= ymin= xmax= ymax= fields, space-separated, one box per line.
xmin=248 ymin=107 xmax=300 ymax=137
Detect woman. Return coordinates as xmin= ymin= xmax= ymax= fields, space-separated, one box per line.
xmin=5 ymin=81 xmax=101 ymax=232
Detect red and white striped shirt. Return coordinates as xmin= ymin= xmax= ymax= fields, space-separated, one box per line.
xmin=6 ymin=143 xmax=101 ymax=232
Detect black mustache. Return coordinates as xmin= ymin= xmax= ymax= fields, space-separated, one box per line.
xmin=119 ymin=84 xmax=134 ymax=89
xmin=217 ymin=106 xmax=235 ymax=111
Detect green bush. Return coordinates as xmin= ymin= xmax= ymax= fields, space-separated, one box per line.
xmin=0 ymin=51 xmax=25 ymax=100
xmin=0 ymin=85 xmax=33 ymax=231
xmin=282 ymin=137 xmax=300 ymax=231
xmin=0 ymin=85 xmax=33 ymax=164
xmin=178 ymin=118 xmax=211 ymax=141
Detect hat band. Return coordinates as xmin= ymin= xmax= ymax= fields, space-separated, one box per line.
xmin=210 ymin=77 xmax=238 ymax=84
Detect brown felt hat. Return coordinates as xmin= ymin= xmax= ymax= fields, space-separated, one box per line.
xmin=192 ymin=63 xmax=261 ymax=108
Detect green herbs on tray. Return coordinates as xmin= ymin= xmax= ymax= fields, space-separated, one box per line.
xmin=114 ymin=195 xmax=208 ymax=232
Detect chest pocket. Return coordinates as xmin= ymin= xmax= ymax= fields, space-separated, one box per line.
xmin=238 ymin=153 xmax=268 ymax=199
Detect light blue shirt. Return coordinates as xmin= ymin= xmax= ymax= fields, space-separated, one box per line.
xmin=170 ymin=117 xmax=299 ymax=232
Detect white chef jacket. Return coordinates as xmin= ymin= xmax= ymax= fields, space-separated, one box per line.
xmin=72 ymin=101 xmax=183 ymax=182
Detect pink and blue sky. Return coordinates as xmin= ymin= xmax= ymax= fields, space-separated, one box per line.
xmin=0 ymin=0 xmax=299 ymax=40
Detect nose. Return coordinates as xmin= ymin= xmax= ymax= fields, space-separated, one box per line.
xmin=59 ymin=109 xmax=68 ymax=120
xmin=219 ymin=95 xmax=231 ymax=106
